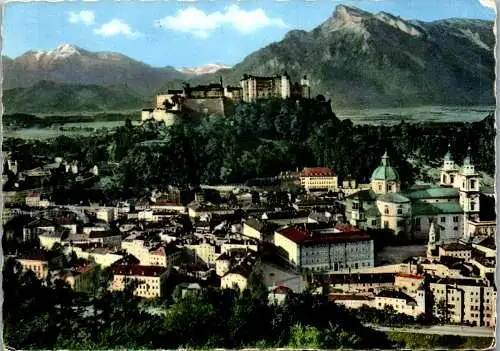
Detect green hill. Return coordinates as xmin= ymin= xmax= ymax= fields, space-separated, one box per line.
xmin=3 ymin=81 xmax=149 ymax=114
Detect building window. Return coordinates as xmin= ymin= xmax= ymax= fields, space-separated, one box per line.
xmin=378 ymin=185 xmax=382 ymax=191
xmin=397 ymin=208 xmax=403 ymax=215
xmin=384 ymin=207 xmax=389 ymax=215
xmin=440 ymin=217 xmax=446 ymax=223
xmin=384 ymin=221 xmax=389 ymax=229
xmin=453 ymin=216 xmax=459 ymax=222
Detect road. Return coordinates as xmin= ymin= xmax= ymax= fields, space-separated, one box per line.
xmin=365 ymin=323 xmax=495 ymax=338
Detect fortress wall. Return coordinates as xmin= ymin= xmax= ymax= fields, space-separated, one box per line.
xmin=183 ymin=97 xmax=226 ymax=116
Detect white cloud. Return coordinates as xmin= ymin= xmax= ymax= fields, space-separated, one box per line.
xmin=154 ymin=5 xmax=288 ymax=38
xmin=479 ymin=0 xmax=496 ymax=11
xmin=93 ymin=19 xmax=141 ymax=39
xmin=68 ymin=10 xmax=95 ymax=26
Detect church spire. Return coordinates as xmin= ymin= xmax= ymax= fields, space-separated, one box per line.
xmin=463 ymin=145 xmax=472 ymax=166
xmin=444 ymin=143 xmax=453 ymax=161
xmin=427 ymin=219 xmax=438 ymax=257
xmin=381 ymin=149 xmax=389 ymax=166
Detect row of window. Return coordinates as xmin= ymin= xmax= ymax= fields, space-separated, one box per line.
xmin=377 ymin=184 xmax=396 ymax=191
xmin=24 ymin=264 xmax=43 ymax=271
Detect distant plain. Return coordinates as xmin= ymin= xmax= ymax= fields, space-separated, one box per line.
xmin=4 ymin=105 xmax=495 ymax=140
xmin=335 ymin=105 xmax=495 ymax=125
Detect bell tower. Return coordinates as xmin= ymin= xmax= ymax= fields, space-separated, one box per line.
xmin=458 ymin=147 xmax=480 ymax=238
xmin=427 ymin=220 xmax=438 ymax=258
xmin=440 ymin=144 xmax=459 ymax=187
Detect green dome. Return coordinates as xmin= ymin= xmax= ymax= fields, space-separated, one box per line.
xmin=371 ymin=166 xmax=399 ymax=181
xmin=443 ymin=144 xmax=453 ymax=161
xmin=443 ymin=151 xmax=452 ymax=161
xmin=463 ymin=146 xmax=473 ymax=166
xmin=371 ymin=151 xmax=400 ymax=181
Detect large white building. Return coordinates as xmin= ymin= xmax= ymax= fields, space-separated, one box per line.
xmin=300 ymin=167 xmax=338 ymax=192
xmin=429 ymin=277 xmax=496 ymax=327
xmin=111 ymin=265 xmax=168 ymax=299
xmin=274 ymin=223 xmax=374 ymax=273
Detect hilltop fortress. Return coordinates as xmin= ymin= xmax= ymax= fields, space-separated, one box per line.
xmin=141 ymin=73 xmax=311 ymax=125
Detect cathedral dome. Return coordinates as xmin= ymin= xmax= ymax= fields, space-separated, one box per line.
xmin=444 ymin=151 xmax=453 ymax=161
xmin=371 ymin=151 xmax=399 ymax=181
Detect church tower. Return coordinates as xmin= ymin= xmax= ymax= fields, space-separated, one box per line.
xmin=440 ymin=144 xmax=459 ymax=187
xmin=458 ymin=147 xmax=481 ymax=238
xmin=427 ymin=219 xmax=438 ymax=258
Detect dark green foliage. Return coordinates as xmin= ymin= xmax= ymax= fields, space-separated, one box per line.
xmin=3 ymin=257 xmax=391 ymax=350
xmin=354 ymin=305 xmax=422 ymax=327
xmin=3 ymin=100 xmax=495 ymax=204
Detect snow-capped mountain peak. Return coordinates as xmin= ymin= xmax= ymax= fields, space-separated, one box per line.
xmin=33 ymin=44 xmax=82 ymax=61
xmin=177 ymin=63 xmax=232 ymax=75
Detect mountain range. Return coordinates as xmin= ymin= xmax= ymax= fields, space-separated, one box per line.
xmin=2 ymin=5 xmax=495 ymax=113
xmin=3 ymin=80 xmax=149 ymax=114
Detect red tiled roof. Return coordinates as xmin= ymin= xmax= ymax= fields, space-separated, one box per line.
xmin=112 ymin=265 xmax=167 ymax=277
xmin=73 ymin=264 xmax=93 ymax=274
xmin=300 ymin=167 xmax=334 ymax=177
xmin=27 ymin=191 xmax=41 ymax=197
xmin=150 ymin=243 xmax=180 ymax=256
xmin=271 ymin=286 xmax=293 ymax=294
xmin=277 ymin=226 xmax=371 ymax=245
xmin=334 ymin=223 xmax=360 ymax=233
xmin=396 ymin=273 xmax=424 ymax=280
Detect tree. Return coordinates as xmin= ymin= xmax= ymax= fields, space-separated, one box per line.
xmin=435 ymin=298 xmax=451 ymax=324
xmin=286 ymin=323 xmax=323 ymax=349
xmin=163 ymin=293 xmax=219 ymax=348
xmin=247 ymin=268 xmax=268 ymax=301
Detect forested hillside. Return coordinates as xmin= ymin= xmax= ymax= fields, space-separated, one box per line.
xmin=4 ymin=98 xmax=494 ymax=202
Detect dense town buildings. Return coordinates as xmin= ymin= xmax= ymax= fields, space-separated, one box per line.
xmin=5 ymin=132 xmax=496 ymax=330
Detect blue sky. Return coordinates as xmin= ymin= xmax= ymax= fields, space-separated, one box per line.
xmin=4 ymin=0 xmax=495 ymax=68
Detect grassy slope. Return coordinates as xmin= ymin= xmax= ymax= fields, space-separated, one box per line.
xmin=387 ymin=331 xmax=494 ymax=349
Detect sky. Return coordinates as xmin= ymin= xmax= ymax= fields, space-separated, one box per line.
xmin=3 ymin=0 xmax=496 ymax=68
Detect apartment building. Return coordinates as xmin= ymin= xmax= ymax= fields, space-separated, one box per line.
xmin=438 ymin=243 xmax=472 ymax=260
xmin=300 ymin=167 xmax=338 ymax=192
xmin=111 ymin=265 xmax=168 ymax=299
xmin=16 ymin=249 xmax=51 ymax=279
xmin=429 ymin=277 xmax=496 ymax=327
